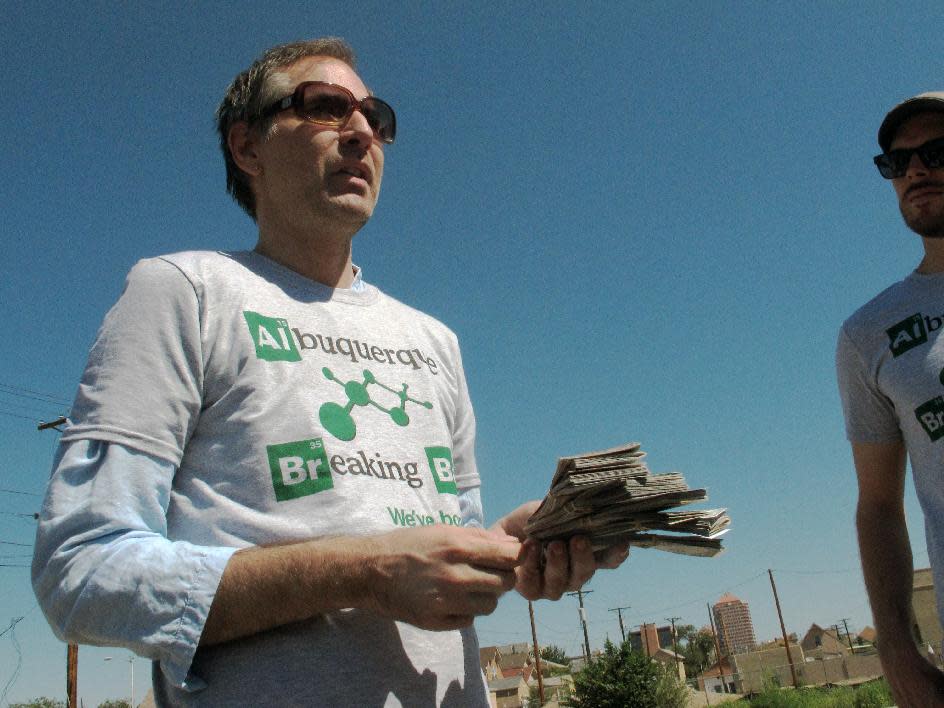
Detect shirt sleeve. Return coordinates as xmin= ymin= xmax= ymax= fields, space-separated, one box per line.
xmin=836 ymin=325 xmax=903 ymax=443
xmin=458 ymin=486 xmax=484 ymax=528
xmin=32 ymin=438 xmax=235 ymax=690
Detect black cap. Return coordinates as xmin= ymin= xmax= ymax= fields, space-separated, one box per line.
xmin=878 ymin=92 xmax=944 ymax=152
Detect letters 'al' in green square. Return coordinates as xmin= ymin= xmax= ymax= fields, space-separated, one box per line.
xmin=244 ymin=310 xmax=301 ymax=362
xmin=886 ymin=313 xmax=927 ymax=358
xmin=268 ymin=438 xmax=333 ymax=501
xmin=426 ymin=446 xmax=458 ymax=495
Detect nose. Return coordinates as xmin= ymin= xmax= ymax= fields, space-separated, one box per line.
xmin=905 ymin=150 xmax=930 ymax=178
xmin=339 ymin=108 xmax=375 ymax=150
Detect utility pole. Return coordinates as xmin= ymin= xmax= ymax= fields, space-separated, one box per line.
xmin=768 ymin=569 xmax=799 ymax=689
xmin=838 ymin=618 xmax=856 ymax=654
xmin=609 ymin=605 xmax=630 ymax=642
xmin=666 ymin=616 xmax=682 ymax=676
xmin=567 ymin=589 xmax=593 ymax=663
xmin=39 ymin=417 xmax=76 ymax=707
xmin=707 ymin=603 xmax=728 ymax=693
xmin=528 ymin=601 xmax=545 ymax=706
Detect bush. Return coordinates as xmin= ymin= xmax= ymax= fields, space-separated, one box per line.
xmin=569 ymin=639 xmax=687 ymax=708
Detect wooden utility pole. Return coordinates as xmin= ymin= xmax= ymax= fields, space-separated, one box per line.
xmin=839 ymin=618 xmax=856 ymax=654
xmin=567 ymin=589 xmax=593 ymax=663
xmin=707 ymin=603 xmax=728 ymax=693
xmin=609 ymin=605 xmax=630 ymax=642
xmin=768 ymin=569 xmax=799 ymax=688
xmin=67 ymin=643 xmax=78 ymax=708
xmin=666 ymin=616 xmax=682 ymax=675
xmin=528 ymin=601 xmax=545 ymax=706
xmin=39 ymin=417 xmax=76 ymax=707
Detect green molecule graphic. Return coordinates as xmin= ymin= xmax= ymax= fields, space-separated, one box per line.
xmin=319 ymin=367 xmax=433 ymax=441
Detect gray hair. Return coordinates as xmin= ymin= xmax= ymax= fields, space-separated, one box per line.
xmin=216 ymin=38 xmax=357 ymax=220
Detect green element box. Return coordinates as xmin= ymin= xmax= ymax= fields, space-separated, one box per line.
xmin=426 ymin=446 xmax=458 ymax=495
xmin=244 ymin=311 xmax=301 ymax=362
xmin=887 ymin=313 xmax=927 ymax=358
xmin=916 ymin=397 xmax=944 ymax=442
xmin=268 ymin=438 xmax=333 ymax=501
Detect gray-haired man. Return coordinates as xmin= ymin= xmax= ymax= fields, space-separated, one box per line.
xmin=33 ymin=38 xmax=628 ymax=706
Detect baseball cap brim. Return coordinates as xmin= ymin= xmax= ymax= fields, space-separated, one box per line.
xmin=879 ymin=92 xmax=944 ymax=152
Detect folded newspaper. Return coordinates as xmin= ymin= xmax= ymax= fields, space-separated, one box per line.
xmin=524 ymin=442 xmax=730 ymax=558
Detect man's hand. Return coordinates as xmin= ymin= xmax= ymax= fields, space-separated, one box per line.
xmin=491 ymin=501 xmax=630 ymax=601
xmin=367 ymin=525 xmax=522 ymax=631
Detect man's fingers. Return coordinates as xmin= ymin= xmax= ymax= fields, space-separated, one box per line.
xmin=514 ymin=540 xmax=544 ymax=601
xmin=596 ymin=542 xmax=630 ymax=569
xmin=567 ymin=536 xmax=597 ymax=590
xmin=460 ymin=529 xmax=522 ymax=570
xmin=541 ymin=540 xmax=570 ymax=600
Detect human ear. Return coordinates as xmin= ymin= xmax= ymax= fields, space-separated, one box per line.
xmin=228 ymin=121 xmax=262 ymax=177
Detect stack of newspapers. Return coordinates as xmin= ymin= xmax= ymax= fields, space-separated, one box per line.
xmin=524 ymin=442 xmax=730 ymax=557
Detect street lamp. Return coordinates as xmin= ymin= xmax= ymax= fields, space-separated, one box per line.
xmin=103 ymin=654 xmax=134 ymax=707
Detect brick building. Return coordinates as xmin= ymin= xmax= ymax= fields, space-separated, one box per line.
xmin=713 ymin=592 xmax=756 ymax=655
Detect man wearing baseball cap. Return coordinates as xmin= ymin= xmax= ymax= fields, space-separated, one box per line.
xmin=837 ymin=92 xmax=944 ymax=706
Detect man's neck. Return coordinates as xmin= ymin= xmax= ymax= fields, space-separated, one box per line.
xmin=918 ymin=237 xmax=944 ymax=274
xmin=254 ymin=213 xmax=360 ymax=288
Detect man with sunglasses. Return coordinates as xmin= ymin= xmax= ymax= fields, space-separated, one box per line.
xmin=838 ymin=92 xmax=944 ymax=707
xmin=32 ymin=38 xmax=628 ymax=706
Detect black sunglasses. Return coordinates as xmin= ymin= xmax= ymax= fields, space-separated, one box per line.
xmin=874 ymin=137 xmax=944 ymax=179
xmin=261 ymin=81 xmax=396 ymax=144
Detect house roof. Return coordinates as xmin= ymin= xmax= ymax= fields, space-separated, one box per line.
xmin=480 ymin=646 xmax=500 ymax=665
xmin=698 ymin=657 xmax=733 ymax=678
xmin=499 ymin=651 xmax=532 ymax=669
xmin=488 ymin=676 xmax=527 ymax=691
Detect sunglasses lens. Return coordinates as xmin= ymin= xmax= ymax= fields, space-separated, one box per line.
xmin=300 ymin=85 xmax=353 ymax=124
xmin=920 ymin=142 xmax=944 ymax=169
xmin=361 ymin=98 xmax=396 ymax=143
xmin=875 ymin=152 xmax=907 ymax=179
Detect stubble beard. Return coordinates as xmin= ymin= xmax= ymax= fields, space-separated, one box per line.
xmin=901 ymin=201 xmax=944 ymax=239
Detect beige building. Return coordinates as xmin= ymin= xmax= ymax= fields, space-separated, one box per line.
xmin=713 ymin=593 xmax=756 ymax=655
xmin=488 ymin=675 xmax=529 ymax=708
xmin=913 ymin=567 xmax=943 ymax=652
xmin=800 ymin=624 xmax=849 ymax=659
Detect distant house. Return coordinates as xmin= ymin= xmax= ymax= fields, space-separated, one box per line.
xmin=650 ymin=647 xmax=686 ymax=680
xmin=628 ymin=623 xmax=676 ymax=654
xmin=488 ymin=675 xmax=529 ymax=708
xmin=857 ymin=626 xmax=876 ymax=645
xmin=697 ymin=657 xmax=736 ymax=694
xmin=498 ymin=650 xmax=534 ymax=682
xmin=480 ymin=645 xmax=504 ymax=682
xmin=531 ymin=673 xmax=574 ymax=704
xmin=801 ymin=623 xmax=849 ymax=658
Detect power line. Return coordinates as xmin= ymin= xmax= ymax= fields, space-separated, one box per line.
xmin=0 ymin=411 xmax=40 ymax=422
xmin=0 ymin=541 xmax=32 ymax=547
xmin=0 ymin=382 xmax=70 ymax=406
xmin=0 ymin=488 xmax=41 ymax=497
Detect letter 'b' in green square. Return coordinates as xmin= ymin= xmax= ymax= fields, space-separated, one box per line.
xmin=268 ymin=438 xmax=333 ymax=501
xmin=426 ymin=446 xmax=458 ymax=495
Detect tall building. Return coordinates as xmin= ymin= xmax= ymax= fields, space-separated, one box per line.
xmin=713 ymin=593 xmax=756 ymax=655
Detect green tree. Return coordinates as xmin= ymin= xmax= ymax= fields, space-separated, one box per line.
xmin=98 ymin=700 xmax=131 ymax=708
xmin=540 ymin=643 xmax=569 ymax=665
xmin=678 ymin=625 xmax=715 ymax=677
xmin=9 ymin=699 xmax=66 ymax=708
xmin=569 ymin=639 xmax=687 ymax=708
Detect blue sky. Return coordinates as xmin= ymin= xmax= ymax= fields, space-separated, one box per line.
xmin=3 ymin=1 xmax=944 ymax=704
